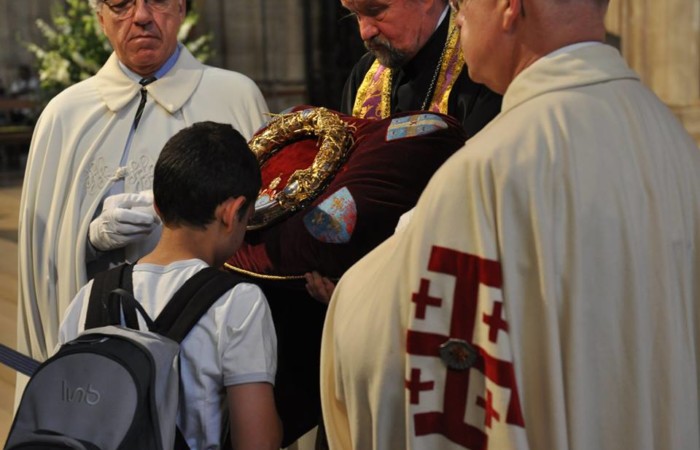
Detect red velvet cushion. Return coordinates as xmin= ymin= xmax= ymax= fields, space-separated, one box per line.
xmin=226 ymin=106 xmax=468 ymax=279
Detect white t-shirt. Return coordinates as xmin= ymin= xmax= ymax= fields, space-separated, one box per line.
xmin=58 ymin=258 xmax=278 ymax=449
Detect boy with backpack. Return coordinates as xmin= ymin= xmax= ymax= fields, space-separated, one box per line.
xmin=54 ymin=121 xmax=280 ymax=449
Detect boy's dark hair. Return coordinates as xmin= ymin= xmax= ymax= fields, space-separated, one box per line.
xmin=153 ymin=121 xmax=261 ymax=227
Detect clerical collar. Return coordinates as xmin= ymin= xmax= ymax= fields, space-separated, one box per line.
xmin=544 ymin=41 xmax=602 ymax=59
xmin=436 ymin=4 xmax=449 ymax=30
xmin=118 ymin=42 xmax=183 ymax=82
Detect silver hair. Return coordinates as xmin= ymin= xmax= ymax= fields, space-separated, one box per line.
xmin=87 ymin=0 xmax=102 ymax=12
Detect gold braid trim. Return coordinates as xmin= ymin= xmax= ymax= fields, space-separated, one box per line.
xmin=352 ymin=13 xmax=464 ymax=119
xmin=428 ymin=12 xmax=464 ymax=114
xmin=224 ymin=263 xmax=341 ymax=282
xmin=223 ymin=263 xmax=306 ymax=281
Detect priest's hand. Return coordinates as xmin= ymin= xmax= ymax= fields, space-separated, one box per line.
xmin=88 ymin=191 xmax=160 ymax=252
xmin=304 ymin=271 xmax=336 ymax=304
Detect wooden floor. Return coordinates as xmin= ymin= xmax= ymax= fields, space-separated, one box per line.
xmin=0 ymin=165 xmax=21 ymax=446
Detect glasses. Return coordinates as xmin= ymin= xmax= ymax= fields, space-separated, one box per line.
xmin=102 ymin=0 xmax=174 ymax=19
xmin=449 ymin=0 xmax=462 ymax=13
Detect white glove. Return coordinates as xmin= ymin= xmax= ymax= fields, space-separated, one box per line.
xmin=89 ymin=191 xmax=160 ymax=252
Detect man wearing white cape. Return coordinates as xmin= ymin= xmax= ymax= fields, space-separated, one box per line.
xmin=320 ymin=0 xmax=700 ymax=448
xmin=17 ymin=0 xmax=268 ymax=368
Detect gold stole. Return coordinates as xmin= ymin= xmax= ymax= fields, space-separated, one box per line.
xmin=352 ymin=12 xmax=464 ymax=119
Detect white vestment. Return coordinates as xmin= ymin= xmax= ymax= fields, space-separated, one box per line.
xmin=321 ymin=44 xmax=700 ymax=450
xmin=18 ymin=47 xmax=269 ymax=361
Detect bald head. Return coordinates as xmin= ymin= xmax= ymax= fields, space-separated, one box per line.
xmin=455 ymin=0 xmax=609 ymax=94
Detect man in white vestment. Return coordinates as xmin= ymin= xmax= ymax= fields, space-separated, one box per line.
xmin=320 ymin=0 xmax=700 ymax=448
xmin=17 ymin=0 xmax=269 ymax=370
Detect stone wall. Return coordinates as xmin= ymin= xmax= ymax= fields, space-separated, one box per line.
xmin=0 ymin=0 xmax=53 ymax=88
xmin=197 ymin=0 xmax=310 ymax=112
xmin=606 ymin=0 xmax=700 ymax=144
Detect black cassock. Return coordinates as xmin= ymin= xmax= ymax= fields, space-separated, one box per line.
xmin=341 ymin=12 xmax=502 ymax=139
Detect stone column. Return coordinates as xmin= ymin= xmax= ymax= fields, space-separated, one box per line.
xmin=198 ymin=0 xmax=310 ymax=113
xmin=606 ymin=0 xmax=700 ymax=143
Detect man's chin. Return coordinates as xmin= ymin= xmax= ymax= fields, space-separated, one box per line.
xmin=128 ymin=53 xmax=165 ymax=76
xmin=370 ymin=49 xmax=406 ymax=69
xmin=127 ymin=46 xmax=159 ymax=61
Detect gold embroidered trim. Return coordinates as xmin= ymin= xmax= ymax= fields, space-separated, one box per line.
xmin=428 ymin=12 xmax=464 ymax=114
xmin=352 ymin=61 xmax=392 ymax=119
xmin=352 ymin=12 xmax=464 ymax=119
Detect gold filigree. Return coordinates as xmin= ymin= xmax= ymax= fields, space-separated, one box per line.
xmin=268 ymin=175 xmax=282 ymax=190
xmin=248 ymin=107 xmax=354 ymax=230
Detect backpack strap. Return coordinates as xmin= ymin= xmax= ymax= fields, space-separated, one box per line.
xmin=108 ymin=288 xmax=157 ymax=331
xmin=155 ymin=267 xmax=245 ymax=343
xmin=160 ymin=268 xmax=245 ymax=450
xmin=85 ymin=265 xmax=244 ymax=450
xmin=85 ymin=264 xmax=136 ymax=329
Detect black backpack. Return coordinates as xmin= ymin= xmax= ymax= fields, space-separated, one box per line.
xmin=6 ymin=263 xmax=243 ymax=450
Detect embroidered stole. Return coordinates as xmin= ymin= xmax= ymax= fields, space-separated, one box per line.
xmin=352 ymin=12 xmax=464 ymax=120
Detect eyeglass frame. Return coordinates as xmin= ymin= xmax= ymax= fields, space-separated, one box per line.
xmin=100 ymin=0 xmax=175 ymax=19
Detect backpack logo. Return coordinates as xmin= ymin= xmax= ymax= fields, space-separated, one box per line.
xmin=62 ymin=380 xmax=101 ymax=405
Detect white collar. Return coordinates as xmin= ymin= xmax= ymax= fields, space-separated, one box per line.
xmin=436 ymin=4 xmax=450 ymax=31
xmin=543 ymin=41 xmax=602 ymax=59
xmin=502 ymin=44 xmax=639 ymax=113
xmin=94 ymin=46 xmax=205 ymax=114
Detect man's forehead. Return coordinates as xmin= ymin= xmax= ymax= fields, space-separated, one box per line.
xmin=342 ymin=0 xmax=396 ymax=12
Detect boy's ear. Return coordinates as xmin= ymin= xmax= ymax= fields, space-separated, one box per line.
xmin=219 ymin=196 xmax=247 ymax=230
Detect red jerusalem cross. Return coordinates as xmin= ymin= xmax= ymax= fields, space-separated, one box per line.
xmin=476 ymin=389 xmax=501 ymax=428
xmin=406 ymin=246 xmax=525 ymax=448
xmin=406 ymin=368 xmax=435 ymax=404
xmin=412 ymin=278 xmax=442 ymax=319
xmin=483 ymin=301 xmax=508 ymax=343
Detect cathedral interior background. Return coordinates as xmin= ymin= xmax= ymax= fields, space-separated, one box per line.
xmin=0 ymin=0 xmax=698 ymax=444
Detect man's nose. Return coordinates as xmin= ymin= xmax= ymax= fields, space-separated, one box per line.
xmin=357 ymin=16 xmax=379 ymax=41
xmin=133 ymin=0 xmax=155 ymax=23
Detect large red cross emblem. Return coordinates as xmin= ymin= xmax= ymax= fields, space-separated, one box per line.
xmin=405 ymin=246 xmax=525 ymax=448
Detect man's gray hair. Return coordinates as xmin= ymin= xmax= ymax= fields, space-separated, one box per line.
xmin=88 ymin=0 xmax=102 ymax=12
